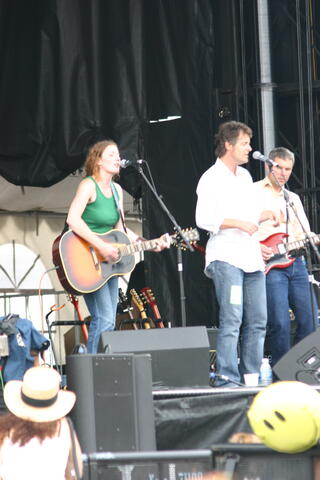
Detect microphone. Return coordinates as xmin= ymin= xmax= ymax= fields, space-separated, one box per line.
xmin=120 ymin=158 xmax=145 ymax=168
xmin=252 ymin=151 xmax=278 ymax=167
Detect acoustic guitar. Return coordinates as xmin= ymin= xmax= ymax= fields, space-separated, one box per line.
xmin=52 ymin=227 xmax=199 ymax=295
xmin=261 ymin=231 xmax=320 ymax=274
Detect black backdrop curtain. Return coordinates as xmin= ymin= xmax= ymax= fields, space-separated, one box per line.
xmin=0 ymin=0 xmax=217 ymax=327
xmin=0 ymin=0 xmax=185 ymax=188
xmin=140 ymin=0 xmax=216 ymax=328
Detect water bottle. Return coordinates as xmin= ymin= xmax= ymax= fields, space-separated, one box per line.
xmin=259 ymin=357 xmax=273 ymax=386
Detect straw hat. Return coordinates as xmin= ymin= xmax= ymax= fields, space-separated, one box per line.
xmin=3 ymin=367 xmax=76 ymax=423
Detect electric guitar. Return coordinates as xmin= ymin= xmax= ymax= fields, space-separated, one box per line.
xmin=130 ymin=288 xmax=153 ymax=329
xmin=261 ymin=232 xmax=320 ymax=274
xmin=140 ymin=287 xmax=165 ymax=328
xmin=52 ymin=227 xmax=199 ymax=295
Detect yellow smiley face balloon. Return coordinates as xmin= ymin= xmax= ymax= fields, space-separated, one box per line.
xmin=247 ymin=381 xmax=320 ymax=453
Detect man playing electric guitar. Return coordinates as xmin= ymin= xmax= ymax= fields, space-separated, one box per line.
xmin=253 ymin=147 xmax=318 ymax=368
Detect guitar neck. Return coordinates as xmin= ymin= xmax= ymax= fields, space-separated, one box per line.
xmin=151 ymin=303 xmax=161 ymax=319
xmin=286 ymin=234 xmax=320 ymax=254
xmin=115 ymin=227 xmax=199 ymax=258
xmin=130 ymin=289 xmax=148 ymax=319
xmin=120 ymin=236 xmax=168 ymax=257
xmin=69 ymin=294 xmax=89 ymax=342
xmin=137 ymin=307 xmax=148 ymax=319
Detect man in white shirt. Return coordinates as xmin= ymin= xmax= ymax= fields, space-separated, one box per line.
xmin=196 ymin=121 xmax=277 ymax=387
xmin=254 ymin=147 xmax=317 ymax=368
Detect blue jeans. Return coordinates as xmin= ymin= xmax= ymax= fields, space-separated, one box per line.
xmin=84 ymin=276 xmax=119 ymax=354
xmin=206 ymin=261 xmax=267 ymax=387
xmin=266 ymin=257 xmax=317 ymax=366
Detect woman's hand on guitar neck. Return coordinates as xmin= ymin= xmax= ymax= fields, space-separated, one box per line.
xmin=152 ymin=233 xmax=170 ymax=252
xmin=131 ymin=230 xmax=170 ymax=252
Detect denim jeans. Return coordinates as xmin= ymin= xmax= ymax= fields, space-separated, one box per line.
xmin=84 ymin=276 xmax=119 ymax=354
xmin=265 ymin=257 xmax=317 ymax=366
xmin=206 ymin=260 xmax=267 ymax=387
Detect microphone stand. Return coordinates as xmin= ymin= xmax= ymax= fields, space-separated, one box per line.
xmin=268 ymin=164 xmax=320 ymax=331
xmin=132 ymin=161 xmax=194 ymax=328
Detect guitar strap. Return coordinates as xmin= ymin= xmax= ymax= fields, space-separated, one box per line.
xmin=285 ymin=204 xmax=289 ymax=242
xmin=59 ymin=181 xmax=126 ymax=236
xmin=283 ymin=187 xmax=290 ymax=244
xmin=111 ymin=181 xmax=127 ymax=233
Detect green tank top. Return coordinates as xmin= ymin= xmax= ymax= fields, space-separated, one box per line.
xmin=81 ymin=177 xmax=120 ymax=233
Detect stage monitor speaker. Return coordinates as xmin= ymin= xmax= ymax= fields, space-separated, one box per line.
xmin=273 ymin=327 xmax=320 ymax=384
xmin=98 ymin=326 xmax=210 ymax=388
xmin=66 ymin=353 xmax=156 ymax=454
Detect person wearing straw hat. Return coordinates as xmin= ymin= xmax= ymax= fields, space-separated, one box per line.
xmin=0 ymin=366 xmax=83 ymax=480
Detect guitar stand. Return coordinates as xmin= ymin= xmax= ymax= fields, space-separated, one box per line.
xmin=153 ymin=318 xmax=166 ymax=328
xmin=128 ymin=318 xmax=153 ymax=329
xmin=143 ymin=317 xmax=154 ymax=328
xmin=46 ymin=318 xmax=91 ymax=374
xmin=126 ymin=318 xmax=154 ymax=329
xmin=117 ymin=318 xmax=140 ymax=330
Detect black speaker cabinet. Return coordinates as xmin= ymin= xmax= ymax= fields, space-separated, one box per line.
xmin=99 ymin=326 xmax=210 ymax=388
xmin=66 ymin=354 xmax=156 ymax=454
xmin=273 ymin=327 xmax=320 ymax=384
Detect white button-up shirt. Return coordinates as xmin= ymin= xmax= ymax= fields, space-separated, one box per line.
xmin=196 ymin=158 xmax=265 ymax=273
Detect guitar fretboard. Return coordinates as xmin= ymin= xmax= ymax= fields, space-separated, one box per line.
xmin=277 ymin=234 xmax=320 ymax=254
xmin=119 ymin=237 xmax=170 ymax=257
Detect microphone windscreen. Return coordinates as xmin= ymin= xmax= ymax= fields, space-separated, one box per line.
xmin=252 ymin=151 xmax=262 ymax=160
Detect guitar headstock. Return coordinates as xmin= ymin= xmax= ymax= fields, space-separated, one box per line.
xmin=171 ymin=227 xmax=200 ymax=250
xmin=130 ymin=288 xmax=145 ymax=314
xmin=140 ymin=286 xmax=163 ymax=326
xmin=140 ymin=287 xmax=156 ymax=307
